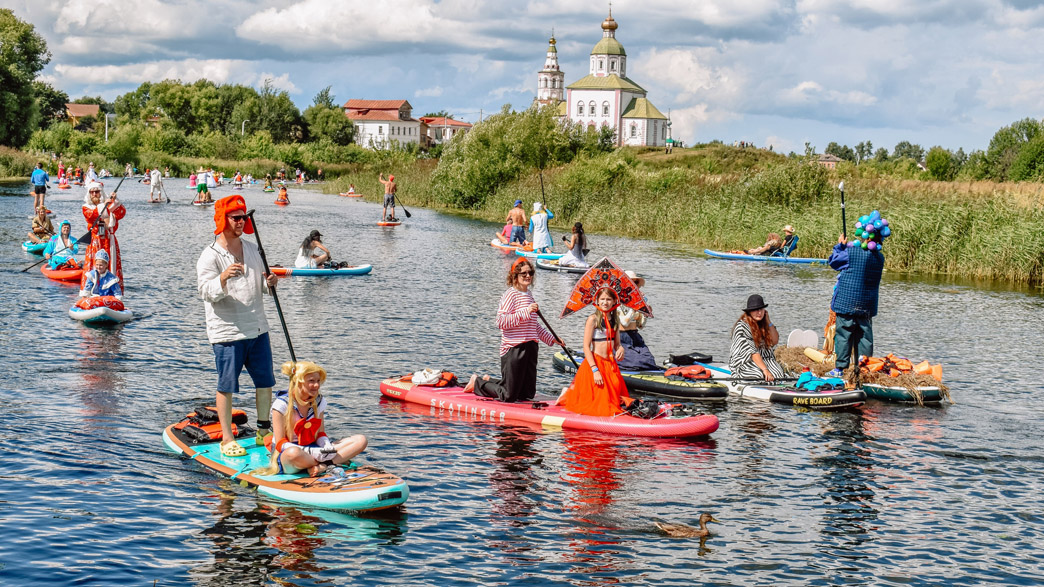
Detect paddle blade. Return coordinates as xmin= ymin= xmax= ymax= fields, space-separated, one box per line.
xmin=75 ymin=231 xmax=92 ymax=245
xmin=402 ymin=207 xmax=412 ymax=218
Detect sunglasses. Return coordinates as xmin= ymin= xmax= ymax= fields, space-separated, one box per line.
xmin=227 ymin=214 xmax=248 ymax=222
xmin=517 ymin=270 xmax=534 ymax=276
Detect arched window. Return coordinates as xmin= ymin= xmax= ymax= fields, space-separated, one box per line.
xmin=630 ymin=124 xmax=637 ymax=138
xmin=602 ymin=101 xmax=609 ymax=116
xmin=542 ymin=78 xmax=547 ymax=88
xmin=588 ymin=101 xmax=596 ymax=116
xmin=577 ymin=102 xmax=584 ymax=116
xmin=610 ymin=60 xmax=616 ymax=72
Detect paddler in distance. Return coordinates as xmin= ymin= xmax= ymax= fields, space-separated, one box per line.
xmin=506 ymin=199 xmax=527 ymax=246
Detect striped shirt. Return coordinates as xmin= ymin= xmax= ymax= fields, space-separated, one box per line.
xmin=496 ymin=287 xmax=556 ymax=356
xmin=729 ymin=319 xmax=787 ymax=380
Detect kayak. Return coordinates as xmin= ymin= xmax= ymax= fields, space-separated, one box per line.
xmin=379 ymin=376 xmax=719 ymax=437
xmin=697 ymin=362 xmax=865 ymax=409
xmin=22 ymin=241 xmax=47 ymax=255
xmin=163 ymin=423 xmax=409 ymax=512
xmin=704 ymin=249 xmax=828 ymax=264
xmin=536 ymin=258 xmax=588 ymax=274
xmin=377 ymin=221 xmax=401 ymax=226
xmin=514 ymin=248 xmax=564 ymax=261
xmin=551 ymin=351 xmax=728 ymax=402
xmin=69 ymin=296 xmax=133 ymax=325
xmin=41 ymin=263 xmax=83 ymax=282
xmin=270 ymin=264 xmax=373 ymax=277
xmin=862 ymin=382 xmax=946 ymax=404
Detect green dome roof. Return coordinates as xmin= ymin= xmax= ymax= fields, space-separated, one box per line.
xmin=591 ymin=37 xmax=626 ymax=56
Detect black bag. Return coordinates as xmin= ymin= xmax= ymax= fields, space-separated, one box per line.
xmin=624 ymin=399 xmax=662 ymax=419
xmin=667 ymin=352 xmax=713 ymax=366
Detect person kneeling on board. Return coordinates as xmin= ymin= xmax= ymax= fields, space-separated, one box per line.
xmin=295 ymin=229 xmax=332 ymax=268
xmin=80 ymin=249 xmax=122 ymax=300
xmin=255 ymin=361 xmax=367 ymax=477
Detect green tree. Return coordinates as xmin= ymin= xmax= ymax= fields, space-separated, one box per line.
xmin=925 ymin=146 xmax=956 ymax=181
xmin=985 ymin=117 xmax=1043 ymax=181
xmin=257 ymin=79 xmax=304 ymax=142
xmin=312 ymin=86 xmax=336 ymax=109
xmin=1008 ymin=134 xmax=1044 ymax=181
xmin=892 ymin=141 xmax=924 ymax=161
xmin=957 ymin=149 xmax=989 ymax=180
xmin=825 ymin=141 xmax=856 ymax=162
xmin=32 ymin=81 xmax=68 ymax=129
xmin=0 ymin=9 xmax=50 ymax=146
xmin=304 ymin=105 xmax=355 ymax=145
xmin=114 ymin=82 xmax=153 ymax=122
xmin=873 ymin=147 xmax=890 ymax=162
xmin=422 ymin=110 xmax=453 ymax=119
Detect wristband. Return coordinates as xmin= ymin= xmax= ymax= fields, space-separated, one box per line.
xmin=591 ymin=366 xmax=599 ymax=373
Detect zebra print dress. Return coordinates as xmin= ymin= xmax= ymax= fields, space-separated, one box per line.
xmin=728 ymin=320 xmax=788 ymax=380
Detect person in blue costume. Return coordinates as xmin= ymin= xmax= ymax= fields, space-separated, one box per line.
xmin=80 ymin=249 xmax=122 ymax=300
xmin=826 ymin=211 xmax=889 ymax=377
xmin=43 ymin=220 xmax=79 ymax=269
xmin=528 ymin=202 xmax=555 ymax=252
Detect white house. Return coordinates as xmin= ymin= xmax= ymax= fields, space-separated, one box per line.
xmin=343 ymin=99 xmax=421 ymax=149
xmin=549 ymin=10 xmax=669 ymax=147
xmin=419 ymin=116 xmax=473 ymax=149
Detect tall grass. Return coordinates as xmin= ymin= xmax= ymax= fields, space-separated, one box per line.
xmin=0 ymin=146 xmax=39 ymax=178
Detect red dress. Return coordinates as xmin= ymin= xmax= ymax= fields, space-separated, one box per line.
xmin=560 ymin=345 xmax=630 ymax=417
xmin=81 ymin=200 xmax=126 ymax=291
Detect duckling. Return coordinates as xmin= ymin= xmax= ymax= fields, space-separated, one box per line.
xmin=655 ymin=513 xmax=721 ymax=538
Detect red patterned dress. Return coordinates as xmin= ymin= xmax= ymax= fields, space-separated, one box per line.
xmin=81 ymin=197 xmax=126 ymax=291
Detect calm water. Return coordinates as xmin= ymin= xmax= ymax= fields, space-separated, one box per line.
xmin=1 ymin=181 xmax=1042 ymax=586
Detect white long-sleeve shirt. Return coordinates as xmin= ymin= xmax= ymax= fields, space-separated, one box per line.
xmin=197 ymin=239 xmax=270 ymax=344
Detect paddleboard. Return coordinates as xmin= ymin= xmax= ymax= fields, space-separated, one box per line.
xmin=263 ymin=187 xmax=275 ymax=193
xmin=862 ymin=382 xmax=946 ymax=404
xmin=193 ymin=200 xmax=214 ymax=207
xmin=163 ymin=424 xmax=409 ymax=512
xmin=379 ymin=376 xmax=719 ymax=437
xmin=377 ymin=221 xmax=401 ymax=226
xmin=22 ymin=241 xmax=47 ymax=255
xmin=514 ymin=249 xmax=564 ymax=261
xmin=536 ymin=258 xmax=587 ymax=274
xmin=275 ymin=200 xmax=289 ymax=206
xmin=41 ymin=263 xmax=83 ymax=282
xmin=69 ymin=304 xmax=134 ymax=325
xmin=340 ymin=193 xmax=363 ymax=198
xmin=697 ymin=362 xmax=865 ymax=409
xmin=704 ymin=249 xmax=828 ymax=265
xmin=270 ymin=264 xmax=373 ymax=277
xmin=551 ymin=351 xmax=728 ymax=402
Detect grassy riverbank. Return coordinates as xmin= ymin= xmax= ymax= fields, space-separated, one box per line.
xmin=330 ymin=144 xmax=1044 ymax=287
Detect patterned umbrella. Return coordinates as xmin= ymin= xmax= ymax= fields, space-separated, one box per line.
xmin=560 ymin=257 xmax=653 ymax=319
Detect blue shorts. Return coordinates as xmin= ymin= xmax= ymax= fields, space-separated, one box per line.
xmin=212 ymin=332 xmax=276 ymax=394
xmin=510 ymin=226 xmax=526 ymax=244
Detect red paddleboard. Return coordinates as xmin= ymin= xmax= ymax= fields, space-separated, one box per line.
xmin=275 ymin=200 xmax=289 ymax=206
xmin=377 ymin=221 xmax=401 ymax=226
xmin=379 ymin=377 xmax=718 ymax=438
xmin=340 ymin=193 xmax=363 ymax=198
xmin=41 ymin=262 xmax=83 ymax=282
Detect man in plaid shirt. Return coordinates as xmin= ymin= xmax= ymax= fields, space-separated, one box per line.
xmin=827 ymin=233 xmax=884 ymax=376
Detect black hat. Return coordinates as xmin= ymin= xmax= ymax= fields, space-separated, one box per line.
xmin=309 ymin=229 xmax=322 ymax=240
xmin=743 ymin=294 xmax=768 ymax=312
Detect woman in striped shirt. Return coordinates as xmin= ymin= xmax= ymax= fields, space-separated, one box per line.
xmin=729 ymin=294 xmax=788 ymax=382
xmin=463 ymin=258 xmax=559 ymax=402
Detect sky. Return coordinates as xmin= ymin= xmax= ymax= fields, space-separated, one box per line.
xmin=6 ymin=0 xmax=1044 ymax=154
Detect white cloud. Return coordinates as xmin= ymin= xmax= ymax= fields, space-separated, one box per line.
xmin=415 ymin=86 xmax=444 ymax=98
xmin=53 ymin=59 xmax=249 ymax=85
xmin=258 ymin=72 xmax=300 ymax=94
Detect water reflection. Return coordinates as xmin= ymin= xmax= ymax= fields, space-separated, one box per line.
xmin=814 ymin=412 xmax=879 ymax=551
xmin=560 ymin=434 xmax=627 ymax=581
xmin=76 ymin=325 xmax=125 ymax=429
xmin=193 ymin=489 xmax=278 ymax=587
xmin=489 ymin=427 xmax=542 ymax=524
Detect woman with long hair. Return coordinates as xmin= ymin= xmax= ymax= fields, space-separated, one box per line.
xmin=558 ymin=222 xmax=589 ymax=268
xmin=256 ymin=361 xmax=367 ymax=477
xmin=463 ymin=257 xmax=560 ymax=402
xmin=558 ymin=287 xmax=630 ymax=416
xmin=729 ymin=294 xmax=787 ymax=381
xmin=294 ymin=230 xmax=330 ymax=268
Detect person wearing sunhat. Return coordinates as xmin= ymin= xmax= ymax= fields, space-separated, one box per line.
xmin=196 ymin=195 xmax=281 ymax=458
xmin=295 ymin=229 xmax=331 ymax=268
xmin=505 ymin=199 xmax=527 ymax=245
xmin=729 ymin=294 xmax=787 ymax=382
xmin=616 ymin=270 xmax=659 ymax=371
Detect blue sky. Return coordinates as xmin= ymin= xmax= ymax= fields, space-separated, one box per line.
xmin=8 ymin=0 xmax=1044 ymax=154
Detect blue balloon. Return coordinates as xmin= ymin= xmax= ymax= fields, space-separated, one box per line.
xmin=859 ymin=215 xmax=870 ymax=224
xmin=848 ymin=240 xmax=857 ymax=248
xmin=882 ymin=226 xmax=891 ymax=237
xmin=873 ymin=220 xmax=882 ymax=229
xmin=870 ymin=210 xmax=881 ymax=221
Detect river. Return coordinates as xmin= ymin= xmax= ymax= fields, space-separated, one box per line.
xmin=1 ymin=180 xmax=1042 ymax=586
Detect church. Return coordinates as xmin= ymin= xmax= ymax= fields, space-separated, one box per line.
xmin=536 ymin=11 xmax=670 ymax=147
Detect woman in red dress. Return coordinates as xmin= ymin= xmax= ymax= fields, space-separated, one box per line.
xmin=558 ymin=287 xmax=630 ymax=417
xmin=81 ymin=182 xmax=126 ymax=291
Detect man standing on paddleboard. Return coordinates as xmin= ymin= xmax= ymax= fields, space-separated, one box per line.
xmin=196 ymin=195 xmax=280 ymax=458
xmin=379 ymin=173 xmax=397 ymax=222
xmin=506 ymin=200 xmax=527 ymax=245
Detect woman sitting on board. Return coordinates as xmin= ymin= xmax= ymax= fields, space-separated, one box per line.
xmin=294 ymin=230 xmax=331 ymax=268
xmin=729 ymin=294 xmax=787 ymax=382
xmin=616 ymin=271 xmax=659 ymax=371
xmin=494 ymin=223 xmax=513 ymax=244
xmin=558 ymin=222 xmax=589 ymax=268
xmin=462 ymin=257 xmax=560 ymax=402
xmin=43 ymin=220 xmax=78 ymax=269
xmin=27 ymin=206 xmax=55 ymax=244
xmin=742 ymin=232 xmax=784 ymax=256
xmin=80 ymin=249 xmax=122 ymax=300
xmin=557 ymin=287 xmax=631 ymax=417
xmin=256 ymin=361 xmax=367 ymax=477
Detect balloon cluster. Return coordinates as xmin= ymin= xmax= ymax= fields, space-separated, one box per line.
xmin=850 ymin=210 xmax=892 ymax=251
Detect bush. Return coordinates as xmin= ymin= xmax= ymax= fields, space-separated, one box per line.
xmin=0 ymin=145 xmax=38 ymax=176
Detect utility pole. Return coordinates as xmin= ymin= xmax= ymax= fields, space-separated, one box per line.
xmin=105 ymin=113 xmax=116 ymax=142
xmin=241 ymin=119 xmax=249 ymax=136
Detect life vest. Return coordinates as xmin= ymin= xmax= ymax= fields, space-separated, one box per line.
xmin=860 ymin=353 xmax=942 ymax=382
xmin=663 ymin=365 xmax=712 ymax=380
xmin=173 ymin=405 xmax=248 ymax=442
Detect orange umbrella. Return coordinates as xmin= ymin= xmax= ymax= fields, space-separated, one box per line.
xmin=560 ymin=257 xmax=653 ymax=319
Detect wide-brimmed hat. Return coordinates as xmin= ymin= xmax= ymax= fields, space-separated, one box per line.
xmin=197 ymin=166 xmax=206 ymax=173
xmin=783 ymin=225 xmax=795 ymax=234
xmin=624 ymin=270 xmax=645 ymax=288
xmin=743 ymin=294 xmax=768 ymax=312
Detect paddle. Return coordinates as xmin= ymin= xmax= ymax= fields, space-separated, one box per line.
xmin=21 ymin=177 xmax=127 ymax=273
xmin=838 ymin=180 xmax=847 ymax=240
xmin=246 ymin=209 xmax=297 ymax=362
xmin=160 ymin=180 xmax=170 ymax=203
xmin=535 ymin=309 xmax=579 ymax=368
xmin=396 ymin=197 xmax=411 ymax=219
